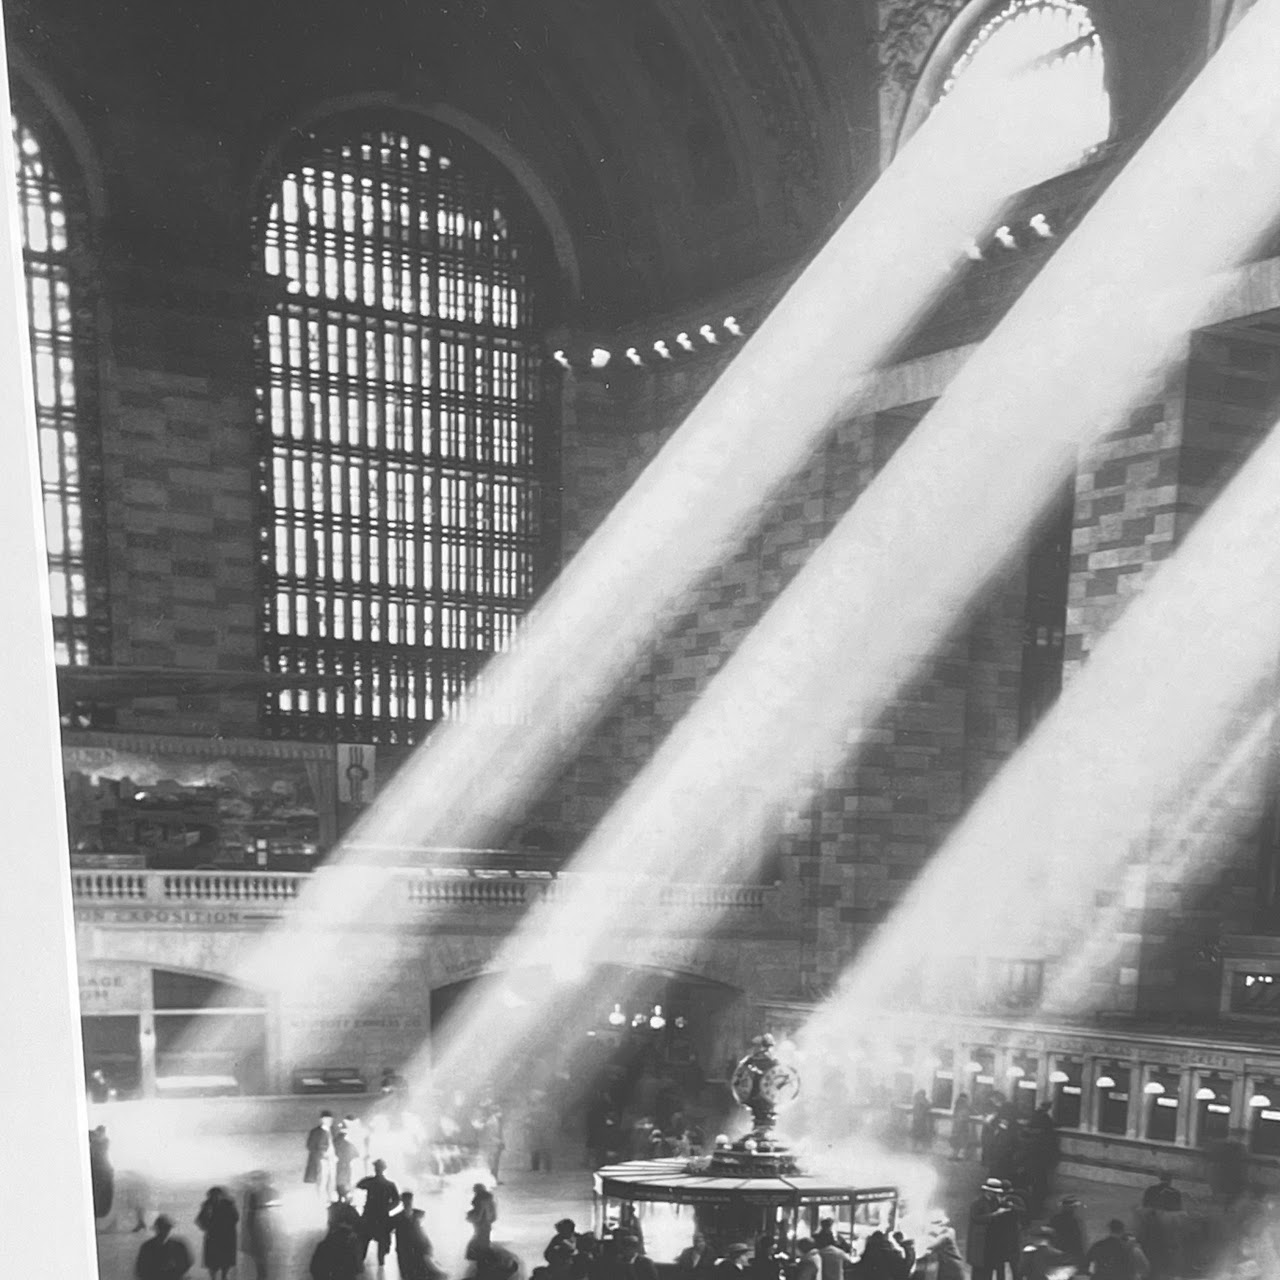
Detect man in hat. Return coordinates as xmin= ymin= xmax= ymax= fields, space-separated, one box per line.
xmin=304 ymin=1110 xmax=337 ymax=1204
xmin=546 ymin=1219 xmax=581 ymax=1268
xmin=355 ymin=1157 xmax=400 ymax=1266
xmin=676 ymin=1231 xmax=716 ymax=1278
xmin=967 ymin=1178 xmax=1016 ymax=1280
xmin=1018 ymin=1225 xmax=1070 ymax=1280
xmin=1047 ymin=1195 xmax=1087 ymax=1269
xmin=135 ymin=1214 xmax=194 ymax=1280
xmin=1085 ymin=1219 xmax=1150 ymax=1280
xmin=791 ymin=1239 xmax=819 ymax=1280
xmin=713 ymin=1242 xmax=754 ymax=1280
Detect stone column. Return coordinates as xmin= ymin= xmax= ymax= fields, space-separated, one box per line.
xmin=0 ymin=36 xmax=100 ymax=1275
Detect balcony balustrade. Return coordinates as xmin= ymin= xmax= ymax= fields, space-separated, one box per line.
xmin=70 ymin=866 xmax=770 ymax=914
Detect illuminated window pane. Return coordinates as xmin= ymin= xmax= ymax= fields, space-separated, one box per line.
xmin=13 ymin=112 xmax=108 ymax=688
xmin=257 ymin=116 xmax=549 ymax=744
xmin=941 ymin=0 xmax=1110 ymax=171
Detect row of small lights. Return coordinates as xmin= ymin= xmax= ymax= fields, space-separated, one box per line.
xmin=955 ymin=1059 xmax=1272 ymax=1108
xmin=552 ymin=316 xmax=747 ymax=373
xmin=600 ymin=1001 xmax=685 ymax=1032
xmin=967 ymin=212 xmax=1056 ymax=260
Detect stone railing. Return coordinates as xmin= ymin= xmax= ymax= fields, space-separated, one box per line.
xmin=71 ymin=867 xmax=770 ymax=914
xmin=71 ymin=869 xmax=309 ymax=903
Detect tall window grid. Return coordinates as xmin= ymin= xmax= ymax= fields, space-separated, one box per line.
xmin=13 ymin=114 xmax=109 ymax=673
xmin=258 ymin=122 xmax=551 ymax=744
xmin=942 ymin=0 xmax=1110 ymax=171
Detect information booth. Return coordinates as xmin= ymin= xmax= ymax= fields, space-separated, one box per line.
xmin=592 ymin=1035 xmax=901 ymax=1265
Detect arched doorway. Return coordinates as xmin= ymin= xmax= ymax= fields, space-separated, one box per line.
xmin=428 ymin=964 xmax=745 ymax=1169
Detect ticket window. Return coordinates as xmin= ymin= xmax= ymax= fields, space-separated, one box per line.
xmin=1249 ymin=1079 xmax=1280 ymax=1156
xmin=1049 ymin=1058 xmax=1083 ymax=1128
xmin=967 ymin=1049 xmax=997 ymax=1112
xmin=1009 ymin=1053 xmax=1040 ymax=1118
xmin=1144 ymin=1067 xmax=1182 ymax=1144
xmin=1193 ymin=1074 xmax=1233 ymax=1147
xmin=1096 ymin=1063 xmax=1131 ymax=1135
xmin=932 ymin=1048 xmax=955 ymax=1111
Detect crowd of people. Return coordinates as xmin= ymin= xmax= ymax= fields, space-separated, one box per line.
xmin=96 ymin=1072 xmax=1280 ymax=1280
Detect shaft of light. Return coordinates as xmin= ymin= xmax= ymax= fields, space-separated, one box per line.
xmin=1034 ymin=708 xmax=1276 ymax=1019
xmin=205 ymin=66 xmax=1083 ymax=1065
xmin=794 ymin=409 xmax=1280 ymax=1101
xmin=417 ymin=0 xmax=1280 ymax=1106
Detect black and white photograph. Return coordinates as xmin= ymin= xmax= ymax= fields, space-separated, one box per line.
xmin=6 ymin=1 xmax=1280 ymax=1278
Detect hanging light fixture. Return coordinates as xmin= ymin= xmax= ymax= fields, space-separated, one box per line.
xmin=649 ymin=1004 xmax=666 ymax=1031
xmin=1250 ymin=1093 xmax=1272 ymax=1108
xmin=1096 ymin=1075 xmax=1116 ymax=1090
xmin=608 ymin=1004 xmax=626 ymax=1027
xmin=1195 ymin=1087 xmax=1216 ymax=1101
xmin=1007 ymin=1065 xmax=1026 ymax=1079
xmin=1049 ymin=1070 xmax=1070 ymax=1084
xmin=1143 ymin=1081 xmax=1166 ymax=1096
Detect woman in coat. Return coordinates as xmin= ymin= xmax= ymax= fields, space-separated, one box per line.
xmin=948 ymin=1094 xmax=973 ymax=1162
xmin=466 ymin=1183 xmax=498 ymax=1259
xmin=195 ymin=1186 xmax=239 ymax=1280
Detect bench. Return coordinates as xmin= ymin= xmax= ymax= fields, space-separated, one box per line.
xmin=292 ymin=1067 xmax=367 ymax=1095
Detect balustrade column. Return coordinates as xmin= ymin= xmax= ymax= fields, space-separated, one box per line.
xmin=1229 ymin=1072 xmax=1248 ymax=1141
xmin=1080 ymin=1056 xmax=1099 ymax=1133
xmin=1128 ymin=1064 xmax=1148 ymax=1141
xmin=1176 ymin=1067 xmax=1196 ymax=1146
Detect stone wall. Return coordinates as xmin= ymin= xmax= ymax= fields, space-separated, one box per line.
xmin=555 ymin=365 xmax=1031 ymax=1000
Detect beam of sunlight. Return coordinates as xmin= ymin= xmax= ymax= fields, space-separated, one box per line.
xmin=414 ymin=0 xmax=1280 ymax=1109
xmin=190 ymin=62 xmax=1088 ymax=1069
xmin=790 ymin=408 xmax=1280 ymax=1127
xmin=1035 ymin=708 xmax=1276 ymax=1019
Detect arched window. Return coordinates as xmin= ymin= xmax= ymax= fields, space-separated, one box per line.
xmin=941 ymin=0 xmax=1109 ymax=171
xmin=12 ymin=111 xmax=109 ymax=673
xmin=258 ymin=118 xmax=554 ymax=744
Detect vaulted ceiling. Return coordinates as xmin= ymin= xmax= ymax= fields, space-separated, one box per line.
xmin=4 ymin=0 xmax=879 ymax=324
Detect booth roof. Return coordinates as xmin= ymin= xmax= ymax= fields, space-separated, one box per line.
xmin=592 ymin=1158 xmax=898 ymax=1205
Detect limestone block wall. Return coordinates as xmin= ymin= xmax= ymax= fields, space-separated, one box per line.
xmin=556 ymin=362 xmax=1030 ymax=1001
xmin=1060 ymin=325 xmax=1280 ymax=1015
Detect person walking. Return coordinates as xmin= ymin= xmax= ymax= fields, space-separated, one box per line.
xmin=482 ymin=1106 xmax=507 ymax=1185
xmin=676 ymin=1231 xmax=717 ymax=1279
xmin=547 ymin=1219 xmax=581 ymax=1264
xmin=1085 ymin=1219 xmax=1151 ymax=1280
xmin=911 ymin=1217 xmax=966 ymax=1280
xmin=910 ymin=1092 xmax=935 ymax=1155
xmin=89 ymin=1125 xmax=115 ymax=1222
xmin=1046 ymin=1195 xmax=1088 ymax=1271
xmin=967 ymin=1178 xmax=1016 ymax=1280
xmin=135 ymin=1215 xmax=194 ymax=1280
xmin=395 ymin=1191 xmax=443 ymax=1280
xmin=195 ymin=1186 xmax=238 ymax=1280
xmin=792 ymin=1239 xmax=819 ymax=1280
xmin=466 ymin=1182 xmax=498 ymax=1258
xmin=334 ymin=1120 xmax=362 ymax=1200
xmin=305 ymin=1111 xmax=338 ymax=1205
xmin=355 ymin=1156 xmax=400 ymax=1267
xmin=949 ymin=1094 xmax=973 ymax=1162
xmin=240 ymin=1171 xmax=281 ymax=1280
xmin=309 ymin=1207 xmax=365 ymax=1280
xmin=1025 ymin=1104 xmax=1060 ymax=1213
xmin=712 ymin=1243 xmax=753 ymax=1280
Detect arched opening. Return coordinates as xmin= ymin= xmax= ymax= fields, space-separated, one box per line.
xmin=255 ymin=114 xmax=560 ymax=749
xmin=428 ymin=965 xmax=744 ymax=1168
xmin=900 ymin=0 xmax=1111 ymax=174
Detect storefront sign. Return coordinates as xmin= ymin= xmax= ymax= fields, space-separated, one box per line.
xmin=75 ymin=906 xmax=251 ymax=927
xmin=77 ymin=961 xmax=145 ymax=1012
